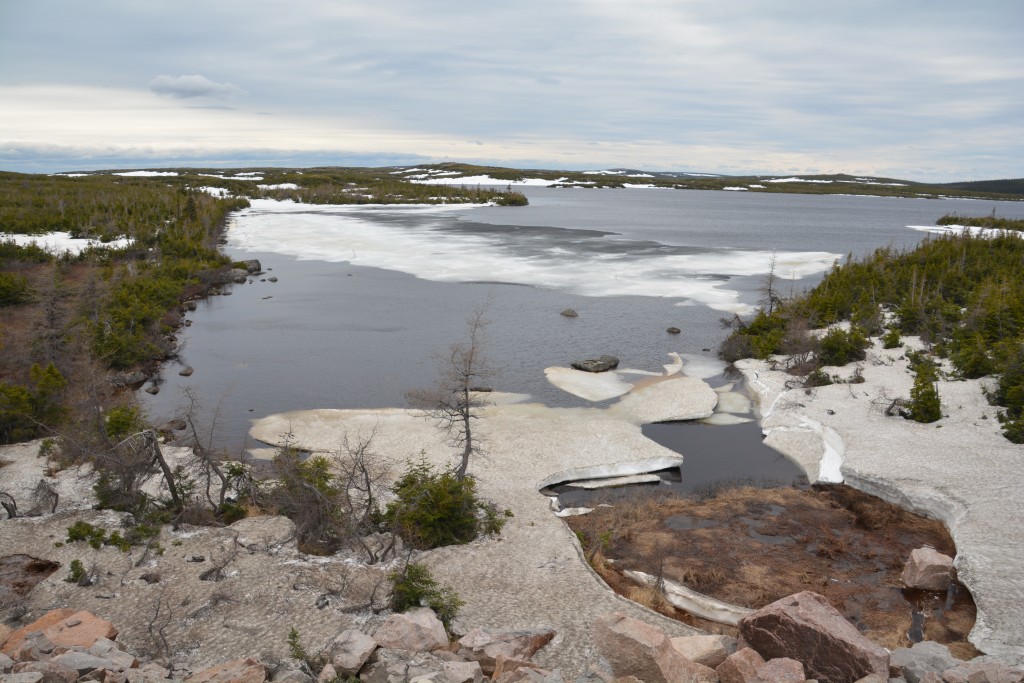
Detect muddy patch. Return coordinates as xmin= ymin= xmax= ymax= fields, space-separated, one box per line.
xmin=566 ymin=485 xmax=977 ymax=657
xmin=0 ymin=554 xmax=60 ymax=602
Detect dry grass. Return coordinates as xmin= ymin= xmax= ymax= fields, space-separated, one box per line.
xmin=626 ymin=584 xmax=671 ymax=612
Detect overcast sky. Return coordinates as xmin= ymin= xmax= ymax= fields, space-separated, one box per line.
xmin=1 ymin=1 xmax=1021 ymax=180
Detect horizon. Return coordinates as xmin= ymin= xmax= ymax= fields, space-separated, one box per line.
xmin=2 ymin=2 xmax=1022 ymax=182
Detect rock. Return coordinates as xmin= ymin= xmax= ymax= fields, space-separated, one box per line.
xmin=572 ymin=356 xmax=620 ymax=373
xmin=755 ymin=658 xmax=805 ymax=683
xmin=737 ymin=591 xmax=888 ymax=683
xmin=716 ymin=648 xmax=765 ymax=683
xmin=442 ymin=661 xmax=484 ymax=683
xmin=315 ymin=663 xmax=337 ymax=683
xmin=162 ymin=419 xmax=187 ymax=431
xmin=560 ymin=309 xmax=578 ymax=318
xmin=144 ymin=384 xmax=160 ymax=395
xmin=230 ymin=269 xmax=248 ymax=284
xmin=229 ymin=516 xmax=297 ymax=550
xmin=187 ymin=658 xmax=267 ymax=683
xmin=138 ymin=662 xmax=172 ymax=681
xmin=373 ymin=608 xmax=448 ymax=652
xmin=456 ymin=628 xmax=556 ymax=673
xmin=11 ymin=661 xmax=79 ymax=683
xmin=852 ymin=676 xmax=887 ymax=683
xmin=941 ymin=661 xmax=1024 ymax=683
xmin=273 ymin=670 xmax=313 ymax=683
xmin=328 ymin=629 xmax=377 ymax=675
xmin=593 ymin=612 xmax=668 ymax=683
xmin=1 ymin=653 xmax=16 ymax=674
xmin=667 ymin=327 xmax=681 ymax=334
xmin=361 ymin=649 xmax=451 ymax=683
xmin=661 ymin=636 xmax=736 ymax=669
xmin=110 ymin=371 xmax=148 ymax=387
xmin=1 ymin=611 xmax=79 ymax=657
xmin=890 ymin=642 xmax=958 ymax=683
xmin=243 ymin=260 xmax=262 ymax=274
xmin=267 ymin=277 xmax=278 ymax=283
xmin=491 ymin=656 xmax=541 ymax=682
xmin=653 ymin=637 xmax=717 ymax=683
xmin=4 ymin=673 xmax=44 ymax=683
xmin=51 ymin=652 xmax=113 ymax=676
xmin=178 ymin=366 xmax=194 ymax=377
xmin=0 ymin=625 xmax=12 ymax=648
xmin=900 ymin=548 xmax=955 ymax=592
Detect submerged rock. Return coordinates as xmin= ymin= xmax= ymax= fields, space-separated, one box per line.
xmin=571 ymin=356 xmax=619 ymax=373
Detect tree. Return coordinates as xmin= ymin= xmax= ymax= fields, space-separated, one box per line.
xmin=907 ymin=362 xmax=942 ymax=424
xmin=758 ymin=252 xmax=783 ymax=316
xmin=406 ymin=309 xmax=494 ymax=479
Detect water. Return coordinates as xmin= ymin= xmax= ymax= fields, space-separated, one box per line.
xmin=140 ymin=187 xmax=1024 ymax=450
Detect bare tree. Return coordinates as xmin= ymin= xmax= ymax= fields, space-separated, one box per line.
xmin=406 ymin=309 xmax=494 ymax=479
xmin=759 ymin=251 xmax=783 ymax=316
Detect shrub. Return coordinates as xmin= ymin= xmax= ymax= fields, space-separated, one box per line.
xmin=0 ymin=272 xmax=31 ymax=306
xmin=817 ymin=327 xmax=869 ymax=366
xmin=383 ymin=459 xmax=511 ymax=550
xmin=803 ymin=369 xmax=833 ymax=388
xmin=906 ymin=363 xmax=942 ymax=423
xmin=388 ymin=562 xmax=464 ymax=630
xmin=881 ymin=327 xmax=902 ymax=349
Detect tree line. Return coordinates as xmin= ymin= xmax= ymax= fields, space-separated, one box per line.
xmin=721 ymin=216 xmax=1024 ymax=442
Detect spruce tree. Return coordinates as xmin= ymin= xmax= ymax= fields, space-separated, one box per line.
xmin=909 ymin=363 xmax=942 ymax=423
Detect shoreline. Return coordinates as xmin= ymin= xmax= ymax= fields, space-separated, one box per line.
xmin=734 ymin=338 xmax=1024 ymax=663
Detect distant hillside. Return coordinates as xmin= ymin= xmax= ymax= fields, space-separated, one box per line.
xmin=937 ymin=178 xmax=1024 ymax=196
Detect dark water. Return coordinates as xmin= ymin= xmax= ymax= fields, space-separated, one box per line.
xmin=139 ymin=187 xmax=1024 ymax=450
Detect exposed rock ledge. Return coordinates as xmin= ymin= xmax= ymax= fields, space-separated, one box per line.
xmin=734 ymin=337 xmax=1024 ymax=663
xmin=247 ymin=373 xmax=717 ymax=675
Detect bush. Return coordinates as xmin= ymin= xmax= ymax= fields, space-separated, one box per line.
xmin=817 ymin=327 xmax=869 ymax=366
xmin=383 ymin=459 xmax=511 ymax=550
xmin=906 ymin=363 xmax=942 ymax=423
xmin=803 ymin=369 xmax=833 ymax=388
xmin=388 ymin=562 xmax=464 ymax=630
xmin=881 ymin=327 xmax=902 ymax=349
xmin=0 ymin=272 xmax=31 ymax=306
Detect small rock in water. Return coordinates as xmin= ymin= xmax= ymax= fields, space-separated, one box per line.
xmin=268 ymin=276 xmax=279 ymax=283
xmin=572 ymin=355 xmax=620 ymax=373
xmin=667 ymin=327 xmax=681 ymax=334
xmin=178 ymin=366 xmax=194 ymax=377
xmin=144 ymin=385 xmax=160 ymax=395
xmin=560 ymin=309 xmax=578 ymax=318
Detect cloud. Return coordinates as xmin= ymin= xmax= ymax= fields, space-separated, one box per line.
xmin=148 ymin=74 xmax=246 ymax=99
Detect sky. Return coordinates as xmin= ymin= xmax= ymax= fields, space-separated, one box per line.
xmin=1 ymin=1 xmax=1022 ymax=181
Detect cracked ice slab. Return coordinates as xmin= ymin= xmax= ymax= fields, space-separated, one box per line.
xmin=735 ymin=339 xmax=1024 ymax=663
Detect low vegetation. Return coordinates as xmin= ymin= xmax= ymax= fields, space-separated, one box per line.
xmin=721 ymin=216 xmax=1024 ymax=440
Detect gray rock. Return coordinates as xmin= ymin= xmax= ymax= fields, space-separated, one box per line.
xmin=361 ymin=649 xmax=451 ymax=683
xmin=738 ymin=591 xmax=888 ymax=683
xmin=230 ymin=269 xmax=249 ymax=284
xmin=457 ymin=628 xmax=556 ymax=673
xmin=900 ymin=548 xmax=955 ymax=592
xmin=592 ymin=612 xmax=668 ymax=683
xmin=890 ymin=642 xmax=958 ymax=683
xmin=3 ymin=674 xmax=45 ymax=683
xmin=560 ymin=310 xmax=578 ymax=318
xmin=0 ymin=654 xmax=16 ymax=674
xmin=178 ymin=366 xmax=194 ymax=377
xmin=11 ymin=661 xmax=78 ymax=683
xmin=52 ymin=652 xmax=113 ymax=676
xmin=373 ymin=609 xmax=448 ymax=652
xmin=667 ymin=327 xmax=681 ymax=334
xmin=571 ymin=356 xmax=619 ymax=373
xmin=442 ymin=661 xmax=483 ymax=683
xmin=272 ymin=669 xmax=314 ymax=683
xmin=940 ymin=661 xmax=1024 ymax=683
xmin=243 ymin=259 xmax=262 ymax=274
xmin=328 ymin=629 xmax=377 ymax=675
xmin=659 ymin=635 xmax=736 ymax=669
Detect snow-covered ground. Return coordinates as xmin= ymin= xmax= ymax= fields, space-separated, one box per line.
xmin=0 ymin=231 xmax=132 ymax=254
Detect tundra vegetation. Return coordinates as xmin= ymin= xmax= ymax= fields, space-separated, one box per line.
xmin=721 ymin=216 xmax=1024 ymax=441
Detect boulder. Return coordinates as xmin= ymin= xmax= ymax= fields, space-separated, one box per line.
xmin=754 ymin=658 xmax=805 ymax=683
xmin=852 ymin=676 xmax=887 ymax=683
xmin=315 ymin=663 xmax=337 ymax=683
xmin=229 ymin=516 xmax=297 ymax=550
xmin=716 ymin=648 xmax=765 ymax=683
xmin=900 ymin=548 xmax=955 ymax=592
xmin=328 ymin=629 xmax=377 ymax=675
xmin=442 ymin=661 xmax=484 ymax=683
xmin=373 ymin=608 xmax=448 ymax=652
xmin=51 ymin=652 xmax=113 ymax=677
xmin=661 ymin=636 xmax=736 ymax=669
xmin=271 ymin=670 xmax=313 ymax=683
xmin=1 ymin=610 xmax=76 ymax=656
xmin=572 ymin=356 xmax=620 ymax=373
xmin=1 ymin=653 xmax=15 ymax=674
xmin=941 ymin=661 xmax=1024 ymax=683
xmin=653 ymin=637 xmax=717 ymax=683
xmin=593 ymin=612 xmax=668 ymax=683
xmin=11 ymin=661 xmax=79 ymax=683
xmin=456 ymin=628 xmax=556 ymax=673
xmin=360 ymin=649 xmax=451 ymax=683
xmin=737 ymin=591 xmax=888 ymax=683
xmin=178 ymin=366 xmax=195 ymax=377
xmin=4 ymin=673 xmax=44 ymax=683
xmin=243 ymin=260 xmax=262 ymax=274
xmin=890 ymin=641 xmax=958 ymax=683
xmin=230 ymin=269 xmax=249 ymax=284
xmin=187 ymin=658 xmax=267 ymax=683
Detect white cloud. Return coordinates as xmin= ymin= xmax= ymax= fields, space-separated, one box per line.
xmin=148 ymin=74 xmax=246 ymax=99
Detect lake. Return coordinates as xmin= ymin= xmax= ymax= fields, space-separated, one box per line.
xmin=139 ymin=187 xmax=1024 ymax=451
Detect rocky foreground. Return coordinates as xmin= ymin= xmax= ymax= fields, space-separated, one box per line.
xmin=3 ymin=590 xmax=1023 ymax=683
